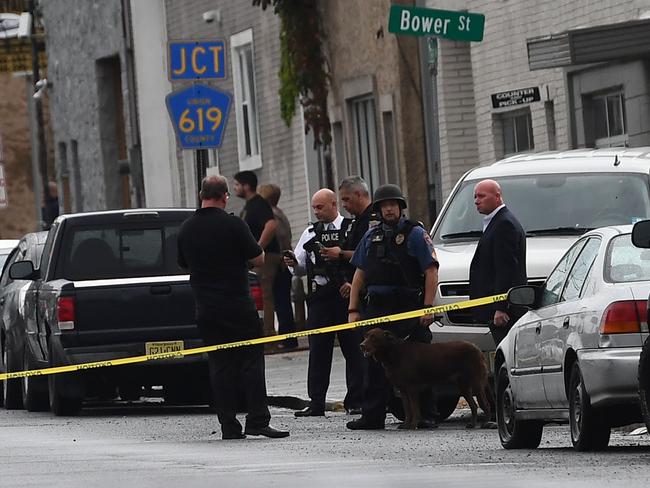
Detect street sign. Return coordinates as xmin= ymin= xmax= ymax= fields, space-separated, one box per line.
xmin=388 ymin=5 xmax=484 ymax=42
xmin=0 ymin=164 xmax=8 ymax=209
xmin=168 ymin=40 xmax=226 ymax=80
xmin=166 ymin=84 xmax=231 ymax=150
xmin=491 ymin=87 xmax=541 ymax=108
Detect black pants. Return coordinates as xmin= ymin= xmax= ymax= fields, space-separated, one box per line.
xmin=305 ymin=288 xmax=364 ymax=410
xmin=194 ymin=292 xmax=271 ymax=436
xmin=361 ymin=297 xmax=433 ymax=422
xmin=273 ymin=267 xmax=298 ymax=348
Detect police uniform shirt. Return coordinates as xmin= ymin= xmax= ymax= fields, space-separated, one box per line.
xmin=289 ymin=213 xmax=345 ymax=286
xmin=351 ymin=217 xmax=438 ymax=292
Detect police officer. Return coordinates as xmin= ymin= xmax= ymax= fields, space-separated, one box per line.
xmin=285 ymin=189 xmax=364 ymax=417
xmin=346 ymin=184 xmax=439 ymax=430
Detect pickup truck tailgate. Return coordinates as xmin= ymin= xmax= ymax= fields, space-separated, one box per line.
xmin=70 ymin=277 xmax=198 ymax=345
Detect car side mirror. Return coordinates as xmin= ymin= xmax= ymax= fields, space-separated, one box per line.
xmin=9 ymin=260 xmax=39 ymax=280
xmin=632 ymin=220 xmax=650 ymax=248
xmin=507 ymin=285 xmax=538 ymax=309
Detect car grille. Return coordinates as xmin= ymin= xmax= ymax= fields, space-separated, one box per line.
xmin=439 ymin=279 xmax=545 ymax=325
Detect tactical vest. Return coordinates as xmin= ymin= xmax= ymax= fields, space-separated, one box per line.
xmin=304 ymin=219 xmax=352 ymax=292
xmin=364 ymin=220 xmax=424 ymax=290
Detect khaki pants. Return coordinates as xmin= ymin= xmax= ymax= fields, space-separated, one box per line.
xmin=255 ymin=252 xmax=282 ymax=337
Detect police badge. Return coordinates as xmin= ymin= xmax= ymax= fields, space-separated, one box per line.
xmin=395 ymin=234 xmax=405 ymax=245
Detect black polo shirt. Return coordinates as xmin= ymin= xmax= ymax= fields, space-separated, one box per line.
xmin=178 ymin=207 xmax=262 ymax=296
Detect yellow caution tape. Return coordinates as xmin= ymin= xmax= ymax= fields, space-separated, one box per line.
xmin=0 ymin=293 xmax=507 ymax=381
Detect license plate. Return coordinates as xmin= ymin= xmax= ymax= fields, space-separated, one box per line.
xmin=145 ymin=341 xmax=184 ymax=355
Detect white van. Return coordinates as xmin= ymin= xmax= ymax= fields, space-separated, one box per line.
xmin=429 ymin=148 xmax=650 ymax=370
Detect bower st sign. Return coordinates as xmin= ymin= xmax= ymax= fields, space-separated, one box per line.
xmin=388 ymin=5 xmax=485 ymax=42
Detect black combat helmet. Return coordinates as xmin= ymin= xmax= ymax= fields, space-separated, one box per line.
xmin=372 ymin=184 xmax=407 ymax=211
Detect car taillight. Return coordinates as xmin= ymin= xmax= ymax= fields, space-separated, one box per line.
xmin=250 ymin=285 xmax=264 ymax=311
xmin=599 ymin=300 xmax=646 ymax=334
xmin=57 ymin=296 xmax=75 ymax=330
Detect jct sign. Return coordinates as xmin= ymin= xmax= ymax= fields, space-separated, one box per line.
xmin=168 ymin=40 xmax=225 ymax=80
xmin=166 ymin=84 xmax=231 ymax=150
xmin=388 ymin=5 xmax=484 ymax=42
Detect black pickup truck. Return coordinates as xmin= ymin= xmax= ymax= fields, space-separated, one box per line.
xmin=4 ymin=208 xmax=264 ymax=415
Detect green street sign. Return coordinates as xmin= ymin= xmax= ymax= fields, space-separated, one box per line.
xmin=388 ymin=5 xmax=485 ymax=42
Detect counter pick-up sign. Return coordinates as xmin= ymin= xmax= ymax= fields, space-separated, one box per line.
xmin=388 ymin=5 xmax=484 ymax=42
xmin=491 ymin=87 xmax=541 ymax=109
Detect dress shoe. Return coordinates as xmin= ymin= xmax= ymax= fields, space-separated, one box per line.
xmin=294 ymin=406 xmax=325 ymax=417
xmin=346 ymin=417 xmax=385 ymax=430
xmin=244 ymin=425 xmax=290 ymax=438
xmin=345 ymin=407 xmax=362 ymax=415
xmin=222 ymin=432 xmax=246 ymax=440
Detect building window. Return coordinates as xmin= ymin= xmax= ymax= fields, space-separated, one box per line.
xmin=502 ymin=110 xmax=534 ymax=155
xmin=351 ymin=96 xmax=380 ymax=193
xmin=230 ymin=29 xmax=261 ymax=170
xmin=592 ymin=91 xmax=627 ymax=147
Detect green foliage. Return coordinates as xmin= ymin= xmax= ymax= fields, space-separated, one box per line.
xmin=253 ymin=0 xmax=331 ymax=147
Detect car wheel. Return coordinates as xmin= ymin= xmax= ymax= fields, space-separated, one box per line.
xmin=496 ymin=365 xmax=543 ymax=449
xmin=21 ymin=347 xmax=49 ymax=412
xmin=435 ymin=393 xmax=461 ymax=421
xmin=2 ymin=339 xmax=23 ymax=410
xmin=568 ymin=363 xmax=610 ymax=451
xmin=638 ymin=336 xmax=650 ymax=434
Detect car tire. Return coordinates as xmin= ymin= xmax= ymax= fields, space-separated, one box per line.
xmin=2 ymin=339 xmax=23 ymax=410
xmin=568 ymin=363 xmax=610 ymax=451
xmin=637 ymin=336 xmax=650 ymax=434
xmin=21 ymin=347 xmax=49 ymax=412
xmin=496 ymin=365 xmax=543 ymax=449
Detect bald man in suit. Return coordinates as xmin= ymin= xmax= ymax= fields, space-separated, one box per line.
xmin=469 ymin=179 xmax=527 ymax=346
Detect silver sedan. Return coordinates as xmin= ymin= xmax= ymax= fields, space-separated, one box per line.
xmin=495 ymin=225 xmax=649 ymax=451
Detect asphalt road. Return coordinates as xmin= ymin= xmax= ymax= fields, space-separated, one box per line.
xmin=1 ymin=348 xmax=649 ymax=488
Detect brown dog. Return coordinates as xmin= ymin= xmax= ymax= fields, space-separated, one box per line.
xmin=360 ymin=328 xmax=492 ymax=430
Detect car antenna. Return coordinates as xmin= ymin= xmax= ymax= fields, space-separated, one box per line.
xmin=614 ymin=155 xmax=621 ymax=166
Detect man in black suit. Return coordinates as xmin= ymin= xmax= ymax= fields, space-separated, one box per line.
xmin=469 ymin=179 xmax=527 ymax=345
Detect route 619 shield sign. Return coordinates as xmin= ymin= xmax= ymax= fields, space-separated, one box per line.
xmin=166 ymin=84 xmax=232 ymax=150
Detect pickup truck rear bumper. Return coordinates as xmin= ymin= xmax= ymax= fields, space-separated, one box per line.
xmin=49 ymin=335 xmax=208 ymax=373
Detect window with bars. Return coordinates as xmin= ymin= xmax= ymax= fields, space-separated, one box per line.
xmin=231 ymin=29 xmax=261 ymax=170
xmin=502 ymin=110 xmax=534 ymax=155
xmin=350 ymin=96 xmax=380 ymax=193
xmin=592 ymin=91 xmax=627 ymax=148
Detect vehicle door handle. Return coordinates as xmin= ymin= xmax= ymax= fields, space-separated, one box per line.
xmin=563 ymin=317 xmax=570 ymax=328
xmin=150 ymin=285 xmax=172 ymax=295
xmin=535 ymin=324 xmax=541 ymax=334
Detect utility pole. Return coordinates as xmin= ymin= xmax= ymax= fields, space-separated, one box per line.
xmin=28 ymin=0 xmax=50 ymax=228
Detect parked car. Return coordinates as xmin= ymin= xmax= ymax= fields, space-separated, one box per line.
xmin=428 ymin=147 xmax=650 ymax=419
xmin=3 ymin=209 xmax=264 ymax=415
xmin=0 ymin=239 xmax=19 ymax=273
xmin=630 ymin=219 xmax=650 ymax=434
xmin=495 ymin=225 xmax=648 ymax=451
xmin=0 ymin=232 xmax=47 ymax=410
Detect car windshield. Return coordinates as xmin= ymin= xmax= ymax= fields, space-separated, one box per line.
xmin=434 ymin=173 xmax=650 ymax=243
xmin=606 ymin=234 xmax=650 ymax=283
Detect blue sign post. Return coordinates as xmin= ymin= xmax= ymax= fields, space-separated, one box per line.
xmin=166 ymin=84 xmax=231 ymax=150
xmin=168 ymin=40 xmax=226 ymax=80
